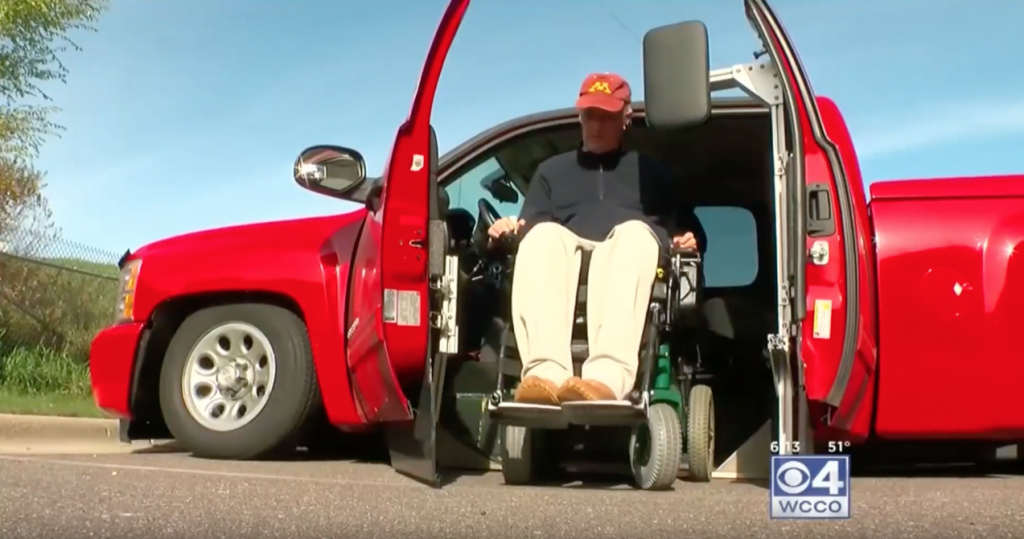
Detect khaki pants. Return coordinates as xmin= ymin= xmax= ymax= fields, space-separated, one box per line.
xmin=510 ymin=220 xmax=661 ymax=400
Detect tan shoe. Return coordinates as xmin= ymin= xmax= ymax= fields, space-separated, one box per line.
xmin=514 ymin=376 xmax=560 ymax=405
xmin=556 ymin=377 xmax=617 ymax=402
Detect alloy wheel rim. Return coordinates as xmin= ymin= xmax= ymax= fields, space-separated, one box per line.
xmin=180 ymin=322 xmax=277 ymax=432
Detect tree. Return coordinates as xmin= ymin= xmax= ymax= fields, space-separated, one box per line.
xmin=0 ymin=0 xmax=107 ymax=239
xmin=0 ymin=157 xmax=49 ymax=247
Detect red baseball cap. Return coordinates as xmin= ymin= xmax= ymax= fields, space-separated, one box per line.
xmin=575 ymin=72 xmax=632 ymax=112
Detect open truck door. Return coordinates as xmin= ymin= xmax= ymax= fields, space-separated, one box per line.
xmin=742 ymin=0 xmax=876 ymax=458
xmin=345 ymin=0 xmax=472 ymax=487
xmin=643 ymin=0 xmax=875 ymax=479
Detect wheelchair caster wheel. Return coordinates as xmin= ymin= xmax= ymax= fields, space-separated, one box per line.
xmin=686 ymin=384 xmax=715 ymax=482
xmin=501 ymin=425 xmax=547 ymax=485
xmin=629 ymin=402 xmax=683 ymax=490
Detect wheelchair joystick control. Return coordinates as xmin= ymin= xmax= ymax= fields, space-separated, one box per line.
xmin=493 ymin=232 xmax=522 ymax=258
xmin=500 ymin=232 xmax=520 ymax=248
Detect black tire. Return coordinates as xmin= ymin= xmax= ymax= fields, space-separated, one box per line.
xmin=686 ymin=384 xmax=715 ymax=482
xmin=501 ymin=425 xmax=546 ymax=485
xmin=630 ymin=402 xmax=683 ymax=490
xmin=158 ymin=303 xmax=321 ymax=460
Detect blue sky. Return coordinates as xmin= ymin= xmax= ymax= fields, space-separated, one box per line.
xmin=34 ymin=0 xmax=1024 ymax=257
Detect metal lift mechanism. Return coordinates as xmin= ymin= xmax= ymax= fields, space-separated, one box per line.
xmin=705 ymin=59 xmax=805 ymax=479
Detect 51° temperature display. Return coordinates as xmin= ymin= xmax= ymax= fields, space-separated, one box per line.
xmin=828 ymin=441 xmax=851 ymax=453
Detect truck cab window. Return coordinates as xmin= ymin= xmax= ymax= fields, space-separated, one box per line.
xmin=444 ymin=157 xmax=522 ymax=218
xmin=694 ymin=206 xmax=758 ymax=288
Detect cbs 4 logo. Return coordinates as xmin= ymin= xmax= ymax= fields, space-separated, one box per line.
xmin=775 ymin=459 xmax=845 ymax=496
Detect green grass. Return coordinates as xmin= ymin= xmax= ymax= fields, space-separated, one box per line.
xmin=0 ymin=346 xmax=91 ymax=395
xmin=0 ymin=345 xmax=102 ymax=417
xmin=0 ymin=388 xmax=104 ymax=417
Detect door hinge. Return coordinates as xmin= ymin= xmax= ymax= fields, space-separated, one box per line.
xmin=778 ymin=284 xmax=791 ymax=306
xmin=768 ymin=333 xmax=787 ymax=351
xmin=431 ymin=254 xmax=459 ymax=354
xmin=774 ymin=155 xmax=788 ymax=176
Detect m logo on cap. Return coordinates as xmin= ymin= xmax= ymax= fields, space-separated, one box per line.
xmin=576 ymin=72 xmax=631 ymax=112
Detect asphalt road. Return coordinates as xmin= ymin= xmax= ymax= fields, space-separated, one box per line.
xmin=1 ymin=449 xmax=1023 ymax=539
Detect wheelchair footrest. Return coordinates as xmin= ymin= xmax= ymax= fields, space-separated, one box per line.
xmin=490 ymin=402 xmax=568 ymax=429
xmin=560 ymin=401 xmax=647 ymax=427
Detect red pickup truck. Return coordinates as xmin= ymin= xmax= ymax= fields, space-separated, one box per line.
xmin=89 ymin=0 xmax=1024 ymax=488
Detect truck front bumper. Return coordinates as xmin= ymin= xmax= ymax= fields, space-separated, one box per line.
xmin=89 ymin=322 xmax=146 ymax=418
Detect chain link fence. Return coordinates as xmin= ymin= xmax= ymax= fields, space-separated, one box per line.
xmin=0 ymin=227 xmax=121 ymax=365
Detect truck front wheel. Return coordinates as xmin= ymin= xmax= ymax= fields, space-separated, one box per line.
xmin=158 ymin=303 xmax=320 ymax=459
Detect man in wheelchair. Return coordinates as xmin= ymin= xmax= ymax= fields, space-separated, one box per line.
xmin=489 ymin=72 xmax=706 ymax=405
xmin=485 ymin=73 xmax=708 ymax=489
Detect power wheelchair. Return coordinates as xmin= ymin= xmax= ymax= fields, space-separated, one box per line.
xmin=484 ymin=231 xmax=714 ymax=490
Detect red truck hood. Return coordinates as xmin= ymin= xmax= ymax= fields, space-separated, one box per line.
xmin=122 ymin=208 xmax=369 ymax=330
xmin=132 ymin=209 xmax=367 ymax=260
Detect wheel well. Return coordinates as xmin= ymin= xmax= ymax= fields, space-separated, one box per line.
xmin=125 ymin=291 xmax=307 ymax=440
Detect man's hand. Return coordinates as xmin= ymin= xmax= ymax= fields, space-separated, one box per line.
xmin=488 ymin=217 xmax=525 ymax=241
xmin=671 ymin=232 xmax=698 ymax=250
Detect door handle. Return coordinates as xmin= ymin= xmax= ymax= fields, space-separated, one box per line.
xmin=806 ymin=183 xmax=835 ymax=238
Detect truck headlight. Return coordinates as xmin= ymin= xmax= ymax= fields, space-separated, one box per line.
xmin=115 ymin=259 xmax=141 ymax=323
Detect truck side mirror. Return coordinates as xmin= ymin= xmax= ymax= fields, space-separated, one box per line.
xmin=293 ymin=144 xmax=367 ymax=197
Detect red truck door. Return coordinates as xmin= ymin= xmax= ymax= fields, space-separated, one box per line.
xmin=746 ymin=0 xmax=876 ymax=441
xmin=345 ymin=0 xmax=471 ymax=424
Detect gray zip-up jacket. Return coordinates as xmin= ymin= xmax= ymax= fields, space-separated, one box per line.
xmin=518 ymin=147 xmax=707 ymax=251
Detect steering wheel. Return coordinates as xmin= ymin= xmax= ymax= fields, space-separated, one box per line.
xmin=477 ymin=198 xmax=501 ymax=229
xmin=472 ymin=198 xmax=506 ymax=256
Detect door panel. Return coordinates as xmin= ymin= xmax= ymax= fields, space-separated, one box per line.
xmin=814 ymin=98 xmax=879 ymax=439
xmin=746 ymin=0 xmax=876 ymax=440
xmin=344 ymin=0 xmax=472 ymax=423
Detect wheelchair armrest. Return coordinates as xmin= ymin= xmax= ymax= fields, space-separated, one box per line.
xmin=658 ymin=246 xmax=699 ymax=266
xmin=670 ymin=245 xmax=701 ymax=261
xmin=663 ymin=246 xmax=703 ymax=321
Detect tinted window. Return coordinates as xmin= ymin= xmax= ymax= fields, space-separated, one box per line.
xmin=695 ymin=206 xmax=758 ymax=287
xmin=444 ymin=157 xmax=522 ymax=217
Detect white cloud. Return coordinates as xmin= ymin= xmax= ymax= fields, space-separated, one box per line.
xmin=853 ymin=99 xmax=1024 ymax=159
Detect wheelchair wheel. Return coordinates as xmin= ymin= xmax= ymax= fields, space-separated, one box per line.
xmin=629 ymin=402 xmax=683 ymax=490
xmin=686 ymin=384 xmax=715 ymax=482
xmin=501 ymin=425 xmax=546 ymax=485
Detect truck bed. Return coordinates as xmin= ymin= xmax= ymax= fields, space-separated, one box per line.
xmin=870 ymin=174 xmax=1024 ymax=201
xmin=868 ymin=176 xmax=1024 ymax=440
